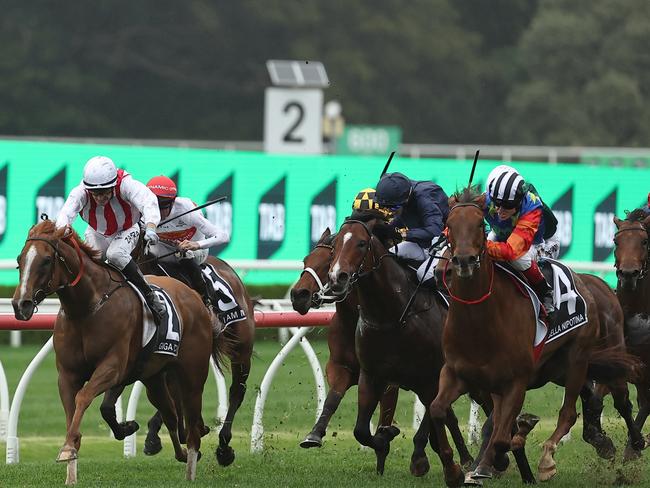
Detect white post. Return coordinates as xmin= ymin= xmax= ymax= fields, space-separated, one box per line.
xmin=251 ymin=326 xmax=313 ymax=453
xmin=210 ymin=357 xmax=228 ymax=426
xmin=413 ymin=395 xmax=426 ymax=430
xmin=468 ymin=400 xmax=481 ymax=445
xmin=290 ymin=327 xmax=326 ymax=420
xmin=0 ymin=360 xmax=9 ymax=441
xmin=123 ymin=381 xmax=144 ymax=458
xmin=6 ymin=336 xmax=54 ymax=464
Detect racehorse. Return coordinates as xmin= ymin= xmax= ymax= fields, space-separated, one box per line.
xmin=290 ymin=228 xmax=400 ymax=453
xmin=429 ymin=187 xmax=642 ymax=485
xmin=613 ymin=209 xmax=650 ymax=458
xmin=12 ymin=220 xmax=225 ymax=483
xmin=132 ymin=232 xmax=256 ymax=466
xmin=325 ymin=210 xmax=523 ymax=486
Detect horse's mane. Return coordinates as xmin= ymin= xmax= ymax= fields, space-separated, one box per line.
xmin=451 ymin=185 xmax=482 ymax=204
xmin=29 ymin=220 xmax=103 ymax=263
xmin=625 ymin=208 xmax=647 ymax=223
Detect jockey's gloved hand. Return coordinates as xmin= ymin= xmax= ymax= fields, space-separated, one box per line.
xmin=144 ymin=225 xmax=159 ymax=245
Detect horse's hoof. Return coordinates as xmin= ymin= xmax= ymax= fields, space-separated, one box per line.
xmin=376 ymin=425 xmax=400 ymax=441
xmin=538 ymin=465 xmax=557 ymax=482
xmin=114 ymin=420 xmax=140 ymax=441
xmin=56 ymin=446 xmax=78 ymax=463
xmin=464 ymin=471 xmax=483 ymax=486
xmin=445 ymin=464 xmax=465 ymax=487
xmin=143 ymin=434 xmax=162 ymax=456
xmin=471 ymin=466 xmax=493 ymax=479
xmin=517 ymin=413 xmax=540 ymax=432
xmin=595 ymin=437 xmax=616 ymax=460
xmin=176 ymin=448 xmax=188 ymax=463
xmin=409 ymin=456 xmax=430 ymax=477
xmin=216 ymin=445 xmax=235 ymax=466
xmin=623 ymin=445 xmax=642 ymax=463
xmin=493 ymin=452 xmax=510 ymax=472
xmin=299 ymin=433 xmax=323 ymax=449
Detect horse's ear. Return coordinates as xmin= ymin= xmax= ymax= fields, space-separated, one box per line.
xmin=613 ymin=216 xmax=624 ymax=229
xmin=62 ymin=225 xmax=73 ymax=238
xmin=448 ymin=196 xmax=458 ymax=209
xmin=474 ymin=193 xmax=487 ymax=209
xmin=319 ymin=227 xmax=331 ymax=242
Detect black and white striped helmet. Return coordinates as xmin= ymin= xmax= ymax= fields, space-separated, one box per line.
xmin=486 ymin=165 xmax=525 ymax=209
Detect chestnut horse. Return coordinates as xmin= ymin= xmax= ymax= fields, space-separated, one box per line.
xmin=614 ymin=209 xmax=650 ymax=457
xmin=12 ymin=221 xmax=224 ymax=483
xmin=133 ymin=235 xmax=255 ymax=466
xmin=429 ymin=188 xmax=642 ymax=485
xmin=290 ymin=228 xmax=400 ymax=452
xmin=325 ymin=211 xmax=527 ymax=486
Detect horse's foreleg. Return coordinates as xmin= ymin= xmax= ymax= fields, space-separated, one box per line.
xmin=445 ymin=407 xmax=474 ymax=468
xmin=607 ymin=381 xmax=646 ymax=461
xmin=353 ymin=371 xmax=398 ymax=475
xmin=58 ymin=361 xmax=123 ymax=462
xmin=580 ymin=382 xmax=615 ymax=460
xmin=539 ymin=360 xmax=588 ymax=482
xmin=216 ymin=359 xmax=250 ymax=466
xmin=429 ymin=365 xmax=466 ymax=488
xmin=634 ymin=385 xmax=650 ymax=433
xmin=100 ymin=384 xmax=139 ymax=441
xmin=179 ymin=376 xmax=206 ymax=481
xmin=410 ymin=409 xmax=431 ymax=477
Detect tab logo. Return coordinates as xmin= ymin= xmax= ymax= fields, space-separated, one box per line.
xmin=310 ymin=179 xmax=336 ymax=249
xmin=593 ymin=188 xmax=617 ymax=261
xmin=206 ymin=174 xmax=233 ymax=256
xmin=258 ymin=177 xmax=286 ymax=259
xmin=35 ymin=167 xmax=66 ymax=223
xmin=551 ymin=186 xmax=573 ymax=259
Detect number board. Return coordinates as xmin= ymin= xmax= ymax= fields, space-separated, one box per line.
xmin=264 ymin=87 xmax=323 ymax=154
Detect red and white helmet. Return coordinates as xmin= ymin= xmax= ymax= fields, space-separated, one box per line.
xmin=83 ymin=156 xmax=118 ymax=190
xmin=147 ymin=175 xmax=177 ymax=199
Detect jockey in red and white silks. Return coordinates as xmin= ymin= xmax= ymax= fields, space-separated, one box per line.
xmin=56 ymin=156 xmax=166 ymax=322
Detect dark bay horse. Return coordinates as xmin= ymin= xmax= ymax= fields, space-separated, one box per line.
xmin=12 ymin=221 xmax=224 ymax=483
xmin=614 ymin=210 xmax=650 ymax=457
xmin=290 ymin=227 xmax=400 ymax=452
xmin=429 ymin=188 xmax=641 ymax=485
xmin=133 ymin=235 xmax=255 ymax=466
xmin=326 ymin=211 xmax=504 ymax=486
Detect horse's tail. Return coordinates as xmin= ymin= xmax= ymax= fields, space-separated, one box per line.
xmin=586 ymin=345 xmax=643 ymax=384
xmin=210 ymin=315 xmax=232 ymax=373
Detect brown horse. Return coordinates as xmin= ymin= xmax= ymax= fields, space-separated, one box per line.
xmin=290 ymin=228 xmax=400 ymax=451
xmin=614 ymin=209 xmax=650 ymax=457
xmin=429 ymin=188 xmax=641 ymax=485
xmin=132 ymin=235 xmax=255 ymax=466
xmin=325 ymin=211 xmax=516 ymax=486
xmin=12 ymin=221 xmax=224 ymax=483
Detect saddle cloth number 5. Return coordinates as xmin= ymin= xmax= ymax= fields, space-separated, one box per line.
xmin=203 ymin=265 xmax=238 ymax=312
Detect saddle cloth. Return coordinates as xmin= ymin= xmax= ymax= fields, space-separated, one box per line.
xmin=497 ymin=259 xmax=588 ymax=359
xmin=200 ymin=263 xmax=247 ymax=327
xmin=128 ymin=282 xmax=182 ymax=356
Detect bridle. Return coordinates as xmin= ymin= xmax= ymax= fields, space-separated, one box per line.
xmin=614 ymin=223 xmax=650 ymax=281
xmin=23 ymin=235 xmax=85 ymax=305
xmin=299 ymin=242 xmax=345 ymax=308
xmin=444 ymin=202 xmax=494 ymax=305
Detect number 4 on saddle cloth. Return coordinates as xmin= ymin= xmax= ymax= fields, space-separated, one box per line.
xmin=497 ymin=259 xmax=588 ymax=361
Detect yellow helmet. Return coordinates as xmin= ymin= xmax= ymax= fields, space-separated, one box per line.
xmin=352 ymin=188 xmax=378 ymax=211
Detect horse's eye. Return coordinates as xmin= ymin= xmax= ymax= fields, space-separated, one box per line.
xmin=613 ymin=239 xmax=618 ymax=246
xmin=41 ymin=256 xmax=52 ymax=266
xmin=358 ymin=240 xmax=367 ymax=248
xmin=643 ymin=239 xmax=648 ymax=247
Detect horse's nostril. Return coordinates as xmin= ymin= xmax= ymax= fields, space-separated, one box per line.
xmin=338 ymin=272 xmax=349 ymax=284
xmin=468 ymin=255 xmax=477 ymax=265
xmin=451 ymin=256 xmax=460 ymax=266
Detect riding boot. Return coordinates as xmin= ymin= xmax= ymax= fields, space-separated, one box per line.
xmin=122 ymin=259 xmax=166 ymax=325
xmin=522 ymin=262 xmax=556 ymax=326
xmin=180 ymin=257 xmax=215 ymax=309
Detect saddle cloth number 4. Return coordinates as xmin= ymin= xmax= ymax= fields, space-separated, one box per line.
xmin=550 ymin=263 xmax=578 ymax=314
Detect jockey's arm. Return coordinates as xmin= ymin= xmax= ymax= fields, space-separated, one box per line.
xmin=178 ymin=207 xmax=230 ymax=251
xmin=55 ymin=184 xmax=87 ymax=228
xmin=486 ymin=208 xmax=542 ymax=261
xmin=120 ymin=176 xmax=161 ymax=230
xmin=404 ymin=197 xmax=444 ymax=243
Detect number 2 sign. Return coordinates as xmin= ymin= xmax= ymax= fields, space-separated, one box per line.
xmin=264 ymin=87 xmax=323 ymax=154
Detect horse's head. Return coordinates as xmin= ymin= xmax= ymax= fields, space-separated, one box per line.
xmin=327 ymin=210 xmax=392 ymax=296
xmin=290 ymin=228 xmax=334 ymax=315
xmin=446 ymin=187 xmax=487 ymax=279
xmin=614 ymin=210 xmax=650 ymax=290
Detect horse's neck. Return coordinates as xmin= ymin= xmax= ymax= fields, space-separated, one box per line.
xmin=447 ymin=255 xmax=497 ymax=324
xmin=618 ymin=276 xmax=650 ymax=317
xmin=57 ymin=245 xmax=111 ymax=318
xmin=356 ymin=248 xmax=413 ymax=324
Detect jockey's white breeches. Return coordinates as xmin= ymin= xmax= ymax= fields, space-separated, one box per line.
xmin=84 ymin=223 xmax=141 ymax=270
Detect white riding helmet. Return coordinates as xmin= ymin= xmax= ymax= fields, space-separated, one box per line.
xmin=485 ymin=164 xmax=524 ymax=208
xmin=83 ymin=156 xmax=118 ymax=190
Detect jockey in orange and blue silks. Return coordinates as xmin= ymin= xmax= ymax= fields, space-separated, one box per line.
xmin=485 ymin=165 xmax=560 ymax=323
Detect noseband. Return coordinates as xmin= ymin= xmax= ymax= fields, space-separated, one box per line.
xmin=24 ymin=235 xmax=85 ymax=304
xmin=614 ymin=223 xmax=650 ymax=281
xmin=300 ymin=242 xmax=346 ymax=307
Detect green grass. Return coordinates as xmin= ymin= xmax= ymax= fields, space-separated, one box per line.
xmin=1 ymin=340 xmax=649 ymax=487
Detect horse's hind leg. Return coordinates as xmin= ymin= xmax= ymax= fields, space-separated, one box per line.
xmin=180 ymin=378 xmax=206 ymax=481
xmin=143 ymin=374 xmax=186 ymax=463
xmin=607 ymin=381 xmax=646 ymax=461
xmin=100 ymin=385 xmax=139 ymax=440
xmin=445 ymin=406 xmax=474 ymax=468
xmin=217 ymin=358 xmax=250 ymax=466
xmin=410 ymin=411 xmax=431 ymax=476
xmin=144 ymin=411 xmax=164 ymax=455
xmin=580 ymin=382 xmax=615 ymax=460
xmin=353 ymin=371 xmax=399 ymax=475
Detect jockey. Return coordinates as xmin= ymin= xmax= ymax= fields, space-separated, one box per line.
xmin=55 ymin=156 xmax=166 ymax=323
xmin=484 ymin=164 xmax=560 ymax=324
xmin=146 ymin=175 xmax=230 ymax=310
xmin=374 ymin=172 xmax=449 ymax=285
